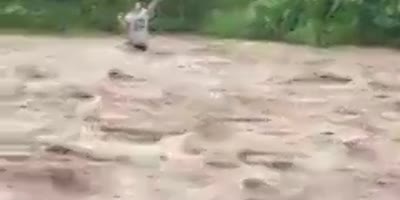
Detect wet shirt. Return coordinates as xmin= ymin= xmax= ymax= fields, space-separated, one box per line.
xmin=125 ymin=8 xmax=149 ymax=46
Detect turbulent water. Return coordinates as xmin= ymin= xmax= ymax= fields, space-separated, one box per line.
xmin=0 ymin=34 xmax=400 ymax=200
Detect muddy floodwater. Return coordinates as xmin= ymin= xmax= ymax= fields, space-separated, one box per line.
xmin=0 ymin=34 xmax=400 ymax=200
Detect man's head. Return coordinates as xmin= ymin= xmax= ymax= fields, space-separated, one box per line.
xmin=136 ymin=1 xmax=149 ymax=8
xmin=132 ymin=2 xmax=141 ymax=11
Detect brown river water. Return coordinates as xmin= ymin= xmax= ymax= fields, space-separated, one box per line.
xmin=0 ymin=34 xmax=400 ymax=200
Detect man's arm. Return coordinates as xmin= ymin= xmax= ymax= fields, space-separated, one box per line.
xmin=147 ymin=0 xmax=162 ymax=18
xmin=117 ymin=13 xmax=128 ymax=30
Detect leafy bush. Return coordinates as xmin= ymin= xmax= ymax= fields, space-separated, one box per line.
xmin=0 ymin=0 xmax=399 ymax=46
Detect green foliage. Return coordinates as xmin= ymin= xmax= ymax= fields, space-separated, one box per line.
xmin=201 ymin=9 xmax=252 ymax=38
xmin=0 ymin=0 xmax=135 ymax=33
xmin=0 ymin=0 xmax=399 ymax=46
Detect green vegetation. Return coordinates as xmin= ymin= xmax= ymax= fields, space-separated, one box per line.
xmin=1 ymin=0 xmax=400 ymax=46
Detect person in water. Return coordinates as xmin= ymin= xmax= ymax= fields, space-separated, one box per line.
xmin=123 ymin=0 xmax=160 ymax=51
